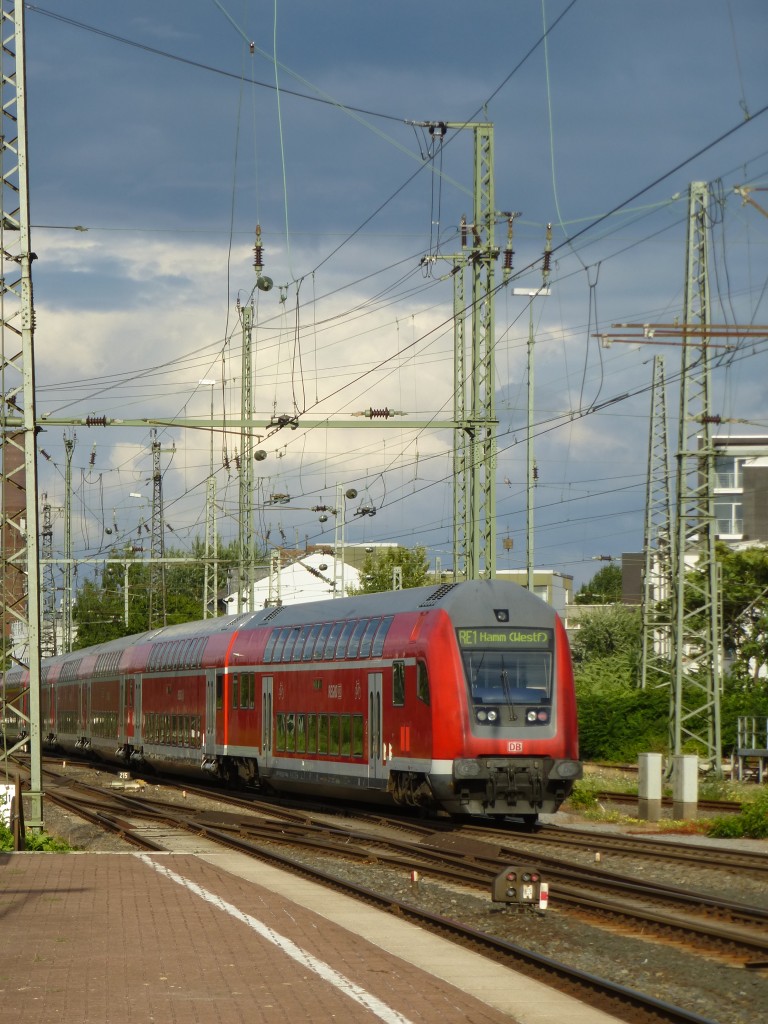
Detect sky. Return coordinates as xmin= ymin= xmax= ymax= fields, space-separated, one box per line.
xmin=21 ymin=0 xmax=768 ymax=594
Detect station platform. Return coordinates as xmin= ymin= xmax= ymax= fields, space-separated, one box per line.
xmin=0 ymin=849 xmax=619 ymax=1024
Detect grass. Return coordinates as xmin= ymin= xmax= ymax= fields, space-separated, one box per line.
xmin=565 ymin=770 xmax=768 ymax=839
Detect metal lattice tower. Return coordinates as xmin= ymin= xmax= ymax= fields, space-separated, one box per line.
xmin=147 ymin=433 xmax=166 ymax=630
xmin=40 ymin=498 xmax=56 ymax=658
xmin=61 ymin=436 xmax=74 ymax=652
xmin=448 ymin=121 xmax=498 ymax=580
xmin=671 ymin=181 xmax=722 ymax=771
xmin=639 ymin=355 xmax=674 ymax=688
xmin=0 ymin=0 xmax=43 ymax=827
xmin=237 ymin=303 xmax=255 ymax=612
xmin=203 ymin=474 xmax=217 ymax=618
xmin=452 ymin=256 xmax=468 ymax=579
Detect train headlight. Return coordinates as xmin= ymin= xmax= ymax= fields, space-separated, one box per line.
xmin=526 ymin=709 xmax=537 ymax=722
xmin=486 ymin=709 xmax=498 ymax=722
xmin=477 ymin=709 xmax=487 ymax=721
xmin=551 ymin=760 xmax=582 ymax=780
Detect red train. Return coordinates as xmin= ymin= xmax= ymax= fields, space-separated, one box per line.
xmin=3 ymin=580 xmax=582 ymax=819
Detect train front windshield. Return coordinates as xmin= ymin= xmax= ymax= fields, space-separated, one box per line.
xmin=456 ymin=628 xmax=553 ymax=707
xmin=461 ymin=650 xmax=552 ymax=704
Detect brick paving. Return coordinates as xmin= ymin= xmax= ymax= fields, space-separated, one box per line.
xmin=0 ymin=852 xmax=520 ymax=1023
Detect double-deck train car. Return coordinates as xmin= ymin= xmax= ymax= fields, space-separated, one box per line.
xmin=2 ymin=579 xmax=582 ymax=818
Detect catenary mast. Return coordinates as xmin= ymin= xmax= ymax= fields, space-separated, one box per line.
xmin=0 ymin=0 xmax=43 ymax=829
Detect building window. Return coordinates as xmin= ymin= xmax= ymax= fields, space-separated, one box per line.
xmin=714 ymin=499 xmax=743 ymax=536
xmin=714 ymin=455 xmax=741 ymax=490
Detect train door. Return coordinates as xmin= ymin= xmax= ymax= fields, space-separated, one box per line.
xmin=134 ymin=677 xmax=142 ymax=745
xmin=122 ymin=676 xmax=136 ymax=742
xmin=261 ymin=676 xmax=273 ymax=769
xmin=80 ymin=682 xmax=90 ymax=739
xmin=367 ymin=672 xmax=385 ymax=782
xmin=204 ymin=669 xmax=217 ymax=756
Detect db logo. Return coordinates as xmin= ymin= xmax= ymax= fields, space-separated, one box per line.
xmin=507 ymin=741 xmax=523 ymax=753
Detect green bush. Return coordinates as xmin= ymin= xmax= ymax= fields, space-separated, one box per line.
xmin=0 ymin=822 xmax=71 ymax=852
xmin=708 ymin=789 xmax=768 ymax=839
xmin=576 ymin=682 xmax=669 ymax=761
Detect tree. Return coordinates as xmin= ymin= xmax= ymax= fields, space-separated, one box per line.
xmin=574 ymin=563 xmax=622 ymax=604
xmin=350 ymin=545 xmax=430 ymax=594
xmin=570 ymin=603 xmax=642 ymax=668
xmin=72 ymin=538 xmax=242 ymax=647
xmin=707 ymin=546 xmax=768 ymax=685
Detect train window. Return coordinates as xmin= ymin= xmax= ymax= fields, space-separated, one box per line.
xmin=303 ymin=624 xmax=322 ymax=661
xmin=358 ymin=618 xmax=380 ymax=658
xmin=329 ymin=715 xmax=340 ymax=754
xmin=335 ymin=620 xmax=357 ymax=658
xmin=393 ymin=661 xmax=405 ymax=706
xmin=347 ymin=619 xmax=369 ymax=659
xmin=216 ymin=673 xmax=224 ymax=711
xmin=295 ymin=625 xmax=313 ymax=661
xmin=276 ymin=713 xmax=286 ymax=751
xmin=282 ymin=628 xmax=301 ymax=663
xmin=352 ymin=715 xmax=364 ymax=757
xmin=461 ymin=650 xmax=553 ymax=704
xmin=317 ymin=714 xmax=329 ymax=754
xmin=417 ymin=661 xmax=430 ymax=706
xmin=163 ymin=714 xmax=170 ymax=744
xmin=271 ymin=629 xmax=289 ymax=663
xmin=372 ymin=614 xmax=392 ymax=655
xmin=231 ymin=674 xmax=239 ymax=709
xmin=285 ymin=713 xmax=296 ymax=752
xmin=307 ymin=713 xmax=317 ymax=753
xmin=314 ymin=624 xmax=332 ymax=659
xmin=264 ymin=631 xmax=278 ymax=663
xmin=296 ymin=714 xmax=306 ymax=752
xmin=324 ymin=622 xmax=344 ymax=659
xmin=340 ymin=715 xmax=351 ymax=756
xmin=240 ymin=673 xmax=255 ymax=709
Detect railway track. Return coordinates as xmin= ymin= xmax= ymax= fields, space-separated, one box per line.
xmin=28 ymin=765 xmax=768 ymax=1024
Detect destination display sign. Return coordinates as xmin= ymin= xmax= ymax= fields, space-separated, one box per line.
xmin=456 ymin=628 xmax=552 ymax=648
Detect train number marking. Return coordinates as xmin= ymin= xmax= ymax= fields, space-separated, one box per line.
xmin=507 ymin=741 xmax=524 ymax=753
xmin=328 ymin=683 xmax=342 ymax=699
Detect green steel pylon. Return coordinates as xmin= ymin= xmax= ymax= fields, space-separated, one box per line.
xmin=671 ymin=182 xmax=723 ymax=773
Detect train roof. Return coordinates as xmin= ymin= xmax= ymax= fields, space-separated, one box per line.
xmin=30 ymin=580 xmax=557 ymax=676
xmin=239 ymin=578 xmax=556 ymax=630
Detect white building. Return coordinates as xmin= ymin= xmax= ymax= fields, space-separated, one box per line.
xmin=223 ymin=550 xmax=361 ymax=612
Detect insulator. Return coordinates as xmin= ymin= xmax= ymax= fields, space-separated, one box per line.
xmin=543 ymin=250 xmax=552 ymax=273
xmin=89 ymin=446 xmax=96 ymax=467
xmin=367 ymin=407 xmax=391 ymax=419
xmin=460 ymin=216 xmax=467 ymax=248
xmin=39 ymin=448 xmax=51 ymax=461
xmin=253 ymin=224 xmax=264 ymax=270
xmin=249 ymin=41 xmax=255 ymax=54
xmin=234 ymin=454 xmax=241 ymax=469
xmin=85 ymin=416 xmax=107 ymax=427
xmin=503 ymin=248 xmax=514 ymax=270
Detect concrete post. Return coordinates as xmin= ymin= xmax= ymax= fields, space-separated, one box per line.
xmin=637 ymin=753 xmax=663 ymax=821
xmin=671 ymin=753 xmax=698 ymax=820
